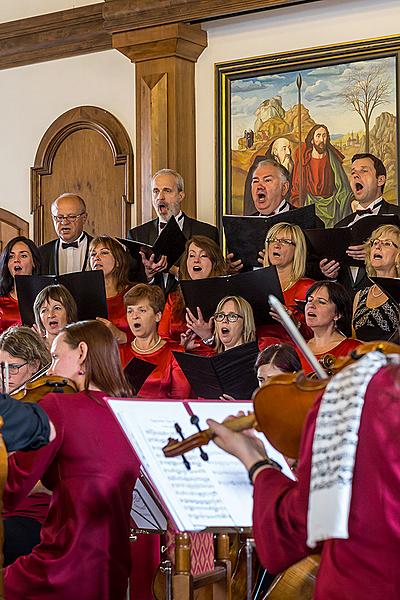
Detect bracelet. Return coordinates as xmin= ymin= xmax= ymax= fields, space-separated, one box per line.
xmin=202 ymin=335 xmax=215 ymax=346
xmin=248 ymin=458 xmax=281 ymax=485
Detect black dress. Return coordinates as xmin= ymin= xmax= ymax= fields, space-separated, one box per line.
xmin=353 ymin=287 xmax=399 ymax=342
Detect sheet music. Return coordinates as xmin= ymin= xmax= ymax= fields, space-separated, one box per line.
xmin=108 ymin=400 xmax=246 ymax=531
xmin=189 ymin=402 xmax=296 ymax=483
xmin=131 ymin=477 xmax=167 ymax=531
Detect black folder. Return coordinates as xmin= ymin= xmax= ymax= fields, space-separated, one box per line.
xmin=223 ymin=204 xmax=321 ymax=268
xmin=305 ymin=214 xmax=400 ymax=267
xmin=118 ymin=216 xmax=187 ymax=270
xmin=124 ymin=357 xmax=157 ymax=395
xmin=15 ymin=271 xmax=108 ymax=327
xmin=180 ymin=266 xmax=283 ymax=325
xmin=173 ymin=341 xmax=259 ymax=399
xmin=370 ymin=277 xmax=400 ymax=306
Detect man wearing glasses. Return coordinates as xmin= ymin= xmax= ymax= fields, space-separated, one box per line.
xmin=38 ymin=193 xmax=92 ymax=275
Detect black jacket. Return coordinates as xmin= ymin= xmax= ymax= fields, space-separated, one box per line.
xmin=38 ymin=232 xmax=93 ymax=276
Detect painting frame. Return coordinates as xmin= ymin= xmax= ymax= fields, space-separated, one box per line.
xmin=215 ymin=34 xmax=400 ymax=231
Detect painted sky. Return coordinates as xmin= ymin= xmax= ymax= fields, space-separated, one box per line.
xmin=231 ymin=56 xmax=396 ymax=149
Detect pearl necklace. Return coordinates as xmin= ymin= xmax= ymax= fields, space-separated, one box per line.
xmin=371 ymin=285 xmax=384 ymax=298
xmin=132 ymin=336 xmax=162 ymax=354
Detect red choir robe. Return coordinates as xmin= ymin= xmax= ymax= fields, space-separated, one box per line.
xmin=0 ymin=294 xmax=21 ymax=334
xmin=3 ymin=390 xmax=141 ymax=600
xmin=159 ymin=291 xmax=215 ymax=356
xmin=257 ymin=278 xmax=314 ymax=350
xmin=299 ymin=337 xmax=363 ymax=373
xmin=120 ymin=341 xmax=192 ymax=400
xmin=252 ymin=365 xmax=400 ymax=599
xmin=107 ymin=289 xmax=133 ymax=343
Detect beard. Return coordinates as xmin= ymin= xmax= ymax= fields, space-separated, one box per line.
xmin=313 ymin=141 xmax=327 ymax=154
xmin=281 ymin=154 xmax=294 ymax=174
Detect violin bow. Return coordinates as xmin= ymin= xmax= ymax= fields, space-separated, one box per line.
xmin=268 ymin=295 xmax=328 ymax=380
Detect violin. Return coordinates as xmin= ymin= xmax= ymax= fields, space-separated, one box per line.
xmin=163 ymin=340 xmax=400 ymax=460
xmin=11 ymin=374 xmax=77 ymax=403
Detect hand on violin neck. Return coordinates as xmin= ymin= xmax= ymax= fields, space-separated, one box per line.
xmin=206 ymin=418 xmax=266 ymax=469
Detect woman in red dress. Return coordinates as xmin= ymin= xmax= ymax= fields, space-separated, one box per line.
xmin=33 ymin=284 xmax=77 ymax=349
xmin=121 ymin=283 xmax=191 ymax=399
xmin=0 ymin=236 xmax=41 ymax=334
xmin=89 ymin=235 xmax=135 ymax=344
xmin=260 ymin=222 xmax=315 ymax=349
xmin=3 ymin=320 xmax=139 ymax=600
xmin=299 ymin=280 xmax=362 ymax=373
xmin=159 ymin=235 xmax=226 ymax=354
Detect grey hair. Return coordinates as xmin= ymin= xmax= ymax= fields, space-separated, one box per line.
xmin=255 ymin=159 xmax=290 ymax=184
xmin=152 ymin=169 xmax=185 ymax=193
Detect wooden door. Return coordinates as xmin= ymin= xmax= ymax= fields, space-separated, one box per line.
xmin=31 ymin=106 xmax=133 ymax=244
xmin=0 ymin=208 xmax=29 ymax=252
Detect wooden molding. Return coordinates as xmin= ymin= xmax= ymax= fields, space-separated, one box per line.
xmin=0 ymin=0 xmax=321 ymax=70
xmin=113 ymin=23 xmax=207 ymax=62
xmin=103 ymin=0 xmax=322 ymax=33
xmin=0 ymin=4 xmax=111 ymax=70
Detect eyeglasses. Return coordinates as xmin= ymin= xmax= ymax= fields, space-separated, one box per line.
xmin=370 ymin=238 xmax=399 ymax=249
xmin=6 ymin=362 xmax=28 ymax=374
xmin=52 ymin=212 xmax=85 ymax=223
xmin=266 ymin=237 xmax=296 ymax=246
xmin=214 ymin=312 xmax=243 ymax=323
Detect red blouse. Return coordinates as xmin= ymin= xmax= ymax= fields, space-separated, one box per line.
xmin=299 ymin=337 xmax=363 ymax=373
xmin=0 ymin=294 xmax=21 ymax=334
xmin=159 ymin=291 xmax=214 ymax=356
xmin=107 ymin=289 xmax=132 ymax=343
xmin=258 ymin=278 xmax=314 ymax=350
xmin=120 ymin=341 xmax=192 ymax=400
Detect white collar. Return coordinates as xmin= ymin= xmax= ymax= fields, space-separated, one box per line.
xmin=353 ymin=196 xmax=383 ymax=212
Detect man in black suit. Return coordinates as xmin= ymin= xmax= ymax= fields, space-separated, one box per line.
xmin=38 ymin=194 xmax=92 ymax=276
xmin=320 ymin=153 xmax=400 ymax=292
xmin=127 ymin=169 xmax=219 ymax=294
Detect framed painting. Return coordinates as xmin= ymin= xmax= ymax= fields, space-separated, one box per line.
xmin=216 ymin=35 xmax=400 ymax=230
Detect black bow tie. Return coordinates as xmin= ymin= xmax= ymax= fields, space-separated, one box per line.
xmin=355 ymin=208 xmax=373 ymax=216
xmin=159 ymin=222 xmax=167 ymax=230
xmin=61 ymin=241 xmax=79 ymax=249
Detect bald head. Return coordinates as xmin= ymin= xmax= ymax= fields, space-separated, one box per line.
xmin=51 ymin=193 xmax=88 ymax=242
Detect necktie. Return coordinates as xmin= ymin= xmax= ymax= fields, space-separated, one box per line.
xmin=355 ymin=208 xmax=373 ymax=216
xmin=61 ymin=241 xmax=79 ymax=249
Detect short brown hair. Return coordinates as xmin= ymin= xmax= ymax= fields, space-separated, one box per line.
xmin=179 ymin=236 xmax=226 ymax=281
xmin=0 ymin=326 xmax=50 ymax=369
xmin=90 ymin=236 xmax=132 ymax=292
xmin=124 ymin=283 xmax=165 ymax=314
xmin=34 ymin=285 xmax=78 ymax=336
xmin=62 ymin=320 xmax=131 ymax=397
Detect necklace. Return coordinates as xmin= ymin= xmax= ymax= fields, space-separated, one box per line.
xmin=132 ymin=336 xmax=162 ymax=354
xmin=371 ymin=285 xmax=384 ymax=298
xmin=283 ymin=280 xmax=294 ymax=292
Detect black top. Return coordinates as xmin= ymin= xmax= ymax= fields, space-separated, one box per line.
xmin=0 ymin=395 xmax=51 ymax=452
xmin=353 ymin=287 xmax=399 ymax=342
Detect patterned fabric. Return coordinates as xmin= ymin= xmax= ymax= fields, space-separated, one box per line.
xmin=353 ymin=286 xmax=398 ymax=342
xmin=307 ymin=351 xmax=399 ymax=547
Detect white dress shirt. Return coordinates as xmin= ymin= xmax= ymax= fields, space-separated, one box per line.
xmin=58 ymin=233 xmax=88 ymax=275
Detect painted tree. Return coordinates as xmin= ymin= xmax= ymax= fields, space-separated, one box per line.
xmin=341 ymin=64 xmax=391 ymax=152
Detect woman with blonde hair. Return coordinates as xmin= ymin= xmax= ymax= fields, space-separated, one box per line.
xmin=260 ymin=222 xmax=315 ymax=348
xmin=352 ymin=224 xmax=400 ymax=341
xmin=213 ymin=295 xmax=256 ymax=353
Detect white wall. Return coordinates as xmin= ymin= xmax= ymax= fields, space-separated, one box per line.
xmin=0 ymin=0 xmax=399 ymax=233
xmin=196 ymin=0 xmax=400 ymax=224
xmin=0 ymin=49 xmax=135 ymax=227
